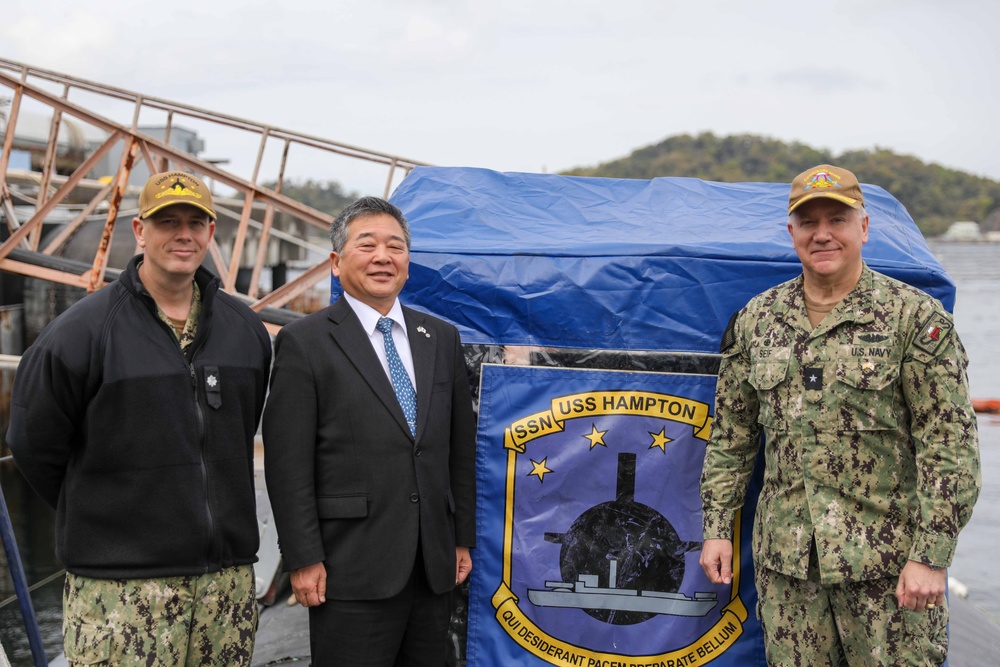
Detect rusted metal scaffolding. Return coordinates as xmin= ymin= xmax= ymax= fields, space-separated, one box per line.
xmin=0 ymin=58 xmax=428 ymax=333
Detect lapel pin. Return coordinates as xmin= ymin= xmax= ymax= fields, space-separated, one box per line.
xmin=417 ymin=326 xmax=430 ymax=338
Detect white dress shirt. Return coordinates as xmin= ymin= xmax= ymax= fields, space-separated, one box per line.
xmin=343 ymin=293 xmax=417 ymax=390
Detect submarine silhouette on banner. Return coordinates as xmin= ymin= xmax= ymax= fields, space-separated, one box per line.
xmin=528 ymin=452 xmax=718 ymax=624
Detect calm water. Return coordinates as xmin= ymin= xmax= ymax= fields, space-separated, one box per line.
xmin=927 ymin=241 xmax=1000 ymax=623
xmin=1 ymin=242 xmax=998 ymax=664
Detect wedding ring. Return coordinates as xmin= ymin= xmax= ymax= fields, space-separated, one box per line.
xmin=925 ymin=602 xmax=936 ymax=610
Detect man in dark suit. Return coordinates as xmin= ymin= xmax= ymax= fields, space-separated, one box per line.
xmin=263 ymin=196 xmax=477 ymax=666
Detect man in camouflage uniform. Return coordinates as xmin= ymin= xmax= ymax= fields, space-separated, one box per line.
xmin=9 ymin=172 xmax=272 ymax=665
xmin=699 ymin=164 xmax=981 ymax=666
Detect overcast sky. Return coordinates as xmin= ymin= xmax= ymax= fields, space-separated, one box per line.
xmin=3 ymin=0 xmax=999 ymax=196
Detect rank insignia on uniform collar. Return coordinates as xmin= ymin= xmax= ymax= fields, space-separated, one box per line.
xmin=803 ymin=367 xmax=823 ymax=390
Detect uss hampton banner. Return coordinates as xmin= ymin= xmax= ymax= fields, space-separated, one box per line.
xmin=466 ymin=365 xmax=764 ymax=666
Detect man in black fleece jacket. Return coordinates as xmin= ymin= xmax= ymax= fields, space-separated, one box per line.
xmin=8 ymin=171 xmax=272 ymax=666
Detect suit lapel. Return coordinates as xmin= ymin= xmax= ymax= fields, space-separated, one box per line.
xmin=327 ymin=299 xmax=412 ymax=438
xmin=404 ymin=307 xmax=435 ymax=443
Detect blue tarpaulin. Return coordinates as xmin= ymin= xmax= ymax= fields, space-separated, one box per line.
xmin=384 ymin=166 xmax=954 ymax=351
xmin=372 ymin=166 xmax=955 ymax=666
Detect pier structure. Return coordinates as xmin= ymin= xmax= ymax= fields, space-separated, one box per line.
xmin=0 ymin=57 xmax=426 ymax=336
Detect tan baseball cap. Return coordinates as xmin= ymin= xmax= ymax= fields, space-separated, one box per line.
xmin=788 ymin=164 xmax=864 ymax=214
xmin=138 ymin=171 xmax=216 ymax=219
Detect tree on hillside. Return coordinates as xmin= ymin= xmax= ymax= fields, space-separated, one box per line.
xmin=258 ymin=179 xmax=358 ymax=218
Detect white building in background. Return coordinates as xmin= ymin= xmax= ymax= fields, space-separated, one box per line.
xmin=940 ymin=221 xmax=983 ymax=242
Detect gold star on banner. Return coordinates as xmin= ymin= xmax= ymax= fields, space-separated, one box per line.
xmin=528 ymin=458 xmax=553 ymax=482
xmin=649 ymin=427 xmax=673 ymax=453
xmin=583 ymin=424 xmax=608 ymax=449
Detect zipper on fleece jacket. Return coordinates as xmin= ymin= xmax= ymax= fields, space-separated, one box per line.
xmin=144 ymin=295 xmax=219 ymax=573
xmin=189 ymin=362 xmax=216 ymax=572
xmin=186 ymin=303 xmax=217 ymax=572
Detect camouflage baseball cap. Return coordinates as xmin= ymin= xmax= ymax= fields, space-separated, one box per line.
xmin=139 ymin=171 xmax=216 ymax=219
xmin=788 ymin=164 xmax=864 ymax=214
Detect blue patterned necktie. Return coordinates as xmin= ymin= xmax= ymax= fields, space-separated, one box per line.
xmin=376 ymin=317 xmax=417 ymax=437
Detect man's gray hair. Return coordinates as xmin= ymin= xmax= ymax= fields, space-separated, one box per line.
xmin=329 ymin=197 xmax=411 ymax=254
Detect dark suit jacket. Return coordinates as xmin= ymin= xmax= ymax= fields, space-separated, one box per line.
xmin=262 ymin=297 xmax=477 ymax=599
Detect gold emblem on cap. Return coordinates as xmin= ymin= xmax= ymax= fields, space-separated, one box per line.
xmin=803 ymin=169 xmax=842 ymax=190
xmin=155 ymin=178 xmax=204 ymax=201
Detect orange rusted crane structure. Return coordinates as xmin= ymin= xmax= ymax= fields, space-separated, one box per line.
xmin=0 ymin=58 xmax=427 ymax=334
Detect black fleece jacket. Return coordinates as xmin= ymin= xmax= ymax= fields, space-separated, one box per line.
xmin=8 ymin=256 xmax=272 ymax=579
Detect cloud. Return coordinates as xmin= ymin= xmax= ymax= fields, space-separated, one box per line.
xmin=387 ymin=14 xmax=473 ymax=65
xmin=2 ymin=0 xmax=998 ymax=188
xmin=1 ymin=11 xmax=117 ymax=74
xmin=769 ymin=69 xmax=883 ymax=94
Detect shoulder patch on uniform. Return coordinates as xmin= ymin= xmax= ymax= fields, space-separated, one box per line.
xmin=913 ymin=311 xmax=953 ymax=356
xmin=719 ymin=310 xmax=740 ymax=353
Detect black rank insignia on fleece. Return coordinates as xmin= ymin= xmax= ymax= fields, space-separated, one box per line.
xmin=803 ymin=367 xmax=823 ymax=390
xmin=205 ymin=366 xmax=222 ymax=409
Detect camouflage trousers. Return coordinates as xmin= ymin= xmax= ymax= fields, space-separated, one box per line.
xmin=755 ymin=554 xmax=948 ymax=667
xmin=63 ymin=564 xmax=258 ymax=666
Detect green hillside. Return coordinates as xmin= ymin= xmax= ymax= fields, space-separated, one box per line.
xmin=562 ymin=133 xmax=1000 ymax=238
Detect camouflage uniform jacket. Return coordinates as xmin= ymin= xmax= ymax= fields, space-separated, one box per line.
xmin=701 ymin=264 xmax=981 ymax=584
